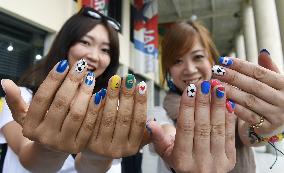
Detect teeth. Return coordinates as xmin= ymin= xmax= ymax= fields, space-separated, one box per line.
xmin=184 ymin=78 xmax=200 ymax=85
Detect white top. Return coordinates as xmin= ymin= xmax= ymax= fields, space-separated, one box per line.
xmin=0 ymin=87 xmax=121 ymax=173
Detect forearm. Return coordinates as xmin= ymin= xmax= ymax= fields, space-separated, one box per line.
xmin=75 ymin=152 xmax=113 ymax=173
xmin=19 ymin=142 xmax=69 ymax=173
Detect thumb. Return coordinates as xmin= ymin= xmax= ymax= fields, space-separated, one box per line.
xmin=258 ymin=49 xmax=280 ymax=73
xmin=1 ymin=79 xmax=28 ymax=126
xmin=146 ymin=121 xmax=175 ymax=159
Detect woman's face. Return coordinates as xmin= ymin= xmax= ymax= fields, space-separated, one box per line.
xmin=68 ymin=24 xmax=111 ymax=78
xmin=169 ymin=39 xmax=212 ymax=91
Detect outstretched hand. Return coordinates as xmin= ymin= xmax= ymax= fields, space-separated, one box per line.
xmin=147 ymin=81 xmax=236 ymax=173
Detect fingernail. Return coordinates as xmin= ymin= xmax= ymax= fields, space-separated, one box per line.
xmin=99 ymin=88 xmax=107 ymax=99
xmin=219 ymin=56 xmax=233 ymax=66
xmin=211 ymin=79 xmax=221 ymax=88
xmin=187 ymin=84 xmax=196 ymax=97
xmin=94 ymin=92 xmax=101 ymax=105
xmin=226 ymin=100 xmax=236 ymax=113
xmin=146 ymin=122 xmax=152 ymax=135
xmin=125 ymin=74 xmax=135 ymax=89
xmin=75 ymin=59 xmax=87 ymax=73
xmin=110 ymin=75 xmax=121 ymax=90
xmin=138 ymin=81 xmax=147 ymax=95
xmin=212 ymin=65 xmax=226 ymax=76
xmin=85 ymin=71 xmax=95 ymax=86
xmin=216 ymin=86 xmax=225 ymax=98
xmin=56 ymin=59 xmax=69 ymax=73
xmin=1 ymin=79 xmax=6 ymax=94
xmin=259 ymin=49 xmax=270 ymax=55
xmin=201 ymin=81 xmax=210 ymax=95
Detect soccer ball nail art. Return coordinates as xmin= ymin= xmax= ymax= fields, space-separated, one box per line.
xmin=212 ymin=65 xmax=226 ymax=76
xmin=75 ymin=59 xmax=87 ymax=73
xmin=187 ymin=84 xmax=196 ymax=97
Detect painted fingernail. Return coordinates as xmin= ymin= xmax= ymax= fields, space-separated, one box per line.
xmin=99 ymin=88 xmax=107 ymax=99
xmin=212 ymin=65 xmax=226 ymax=76
xmin=138 ymin=81 xmax=147 ymax=95
xmin=56 ymin=59 xmax=68 ymax=73
xmin=201 ymin=81 xmax=210 ymax=95
xmin=1 ymin=79 xmax=6 ymax=94
xmin=187 ymin=84 xmax=196 ymax=97
xmin=211 ymin=79 xmax=221 ymax=88
xmin=216 ymin=86 xmax=225 ymax=98
xmin=94 ymin=92 xmax=101 ymax=105
xmin=75 ymin=59 xmax=87 ymax=73
xmin=85 ymin=71 xmax=95 ymax=86
xmin=219 ymin=56 xmax=233 ymax=66
xmin=125 ymin=74 xmax=135 ymax=89
xmin=110 ymin=75 xmax=121 ymax=90
xmin=226 ymin=100 xmax=236 ymax=113
xmin=146 ymin=121 xmax=152 ymax=135
xmin=259 ymin=49 xmax=270 ymax=55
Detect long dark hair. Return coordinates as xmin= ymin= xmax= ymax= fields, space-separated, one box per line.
xmin=18 ymin=7 xmax=119 ymax=93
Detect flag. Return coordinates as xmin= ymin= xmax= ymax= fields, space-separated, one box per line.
xmin=77 ymin=0 xmax=109 ymax=15
xmin=133 ymin=0 xmax=158 ymax=74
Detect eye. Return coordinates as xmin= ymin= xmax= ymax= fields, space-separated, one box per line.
xmin=102 ymin=48 xmax=110 ymax=55
xmin=174 ymin=58 xmax=183 ymax=65
xmin=79 ymin=40 xmax=91 ymax=46
xmin=194 ymin=55 xmax=205 ymax=60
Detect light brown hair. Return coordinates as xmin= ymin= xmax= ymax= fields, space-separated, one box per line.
xmin=161 ymin=21 xmax=219 ymax=83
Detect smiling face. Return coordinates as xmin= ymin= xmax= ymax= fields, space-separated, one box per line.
xmin=68 ymin=24 xmax=111 ymax=78
xmin=169 ymin=38 xmax=212 ymax=91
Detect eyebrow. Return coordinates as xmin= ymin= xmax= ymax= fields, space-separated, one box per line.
xmin=191 ymin=49 xmax=205 ymax=54
xmin=84 ymin=35 xmax=110 ymax=46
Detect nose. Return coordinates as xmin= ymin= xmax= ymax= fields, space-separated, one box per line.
xmin=85 ymin=48 xmax=100 ymax=63
xmin=183 ymin=59 xmax=198 ymax=74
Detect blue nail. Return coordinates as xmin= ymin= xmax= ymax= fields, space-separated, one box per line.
xmin=94 ymin=92 xmax=101 ymax=105
xmin=201 ymin=81 xmax=211 ymax=94
xmin=56 ymin=60 xmax=68 ymax=73
xmin=219 ymin=57 xmax=233 ymax=66
xmin=85 ymin=71 xmax=95 ymax=86
xmin=260 ymin=49 xmax=270 ymax=55
xmin=228 ymin=100 xmax=236 ymax=109
xmin=99 ymin=88 xmax=107 ymax=99
xmin=216 ymin=86 xmax=225 ymax=98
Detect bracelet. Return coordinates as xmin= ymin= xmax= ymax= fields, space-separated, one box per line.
xmin=261 ymin=131 xmax=284 ymax=143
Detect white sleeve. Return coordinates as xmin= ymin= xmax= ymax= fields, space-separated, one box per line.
xmin=0 ymin=87 xmax=32 ymax=144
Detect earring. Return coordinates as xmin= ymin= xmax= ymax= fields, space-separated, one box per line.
xmin=166 ymin=73 xmax=177 ymax=92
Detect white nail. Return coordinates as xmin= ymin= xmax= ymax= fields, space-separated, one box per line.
xmin=1 ymin=79 xmax=6 ymax=93
xmin=212 ymin=65 xmax=226 ymax=76
xmin=187 ymin=84 xmax=196 ymax=97
xmin=75 ymin=59 xmax=87 ymax=73
xmin=138 ymin=81 xmax=147 ymax=95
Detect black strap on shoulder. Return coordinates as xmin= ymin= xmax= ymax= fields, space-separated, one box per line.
xmin=0 ymin=143 xmax=7 ymax=173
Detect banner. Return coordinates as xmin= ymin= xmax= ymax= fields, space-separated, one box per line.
xmin=133 ymin=0 xmax=158 ymax=74
xmin=77 ymin=0 xmax=109 ymax=15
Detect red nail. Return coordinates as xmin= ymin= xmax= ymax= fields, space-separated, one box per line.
xmin=226 ymin=100 xmax=234 ymax=113
xmin=211 ymin=79 xmax=221 ymax=88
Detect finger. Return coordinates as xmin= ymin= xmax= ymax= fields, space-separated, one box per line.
xmin=212 ymin=65 xmax=280 ymax=106
xmin=42 ymin=59 xmax=87 ymax=131
xmin=24 ymin=60 xmax=69 ymax=132
xmin=97 ymin=75 xmax=121 ymax=143
xmin=172 ymin=84 xmax=196 ymax=160
xmin=258 ymin=49 xmax=280 ymax=73
xmin=128 ymin=81 xmax=147 ymax=148
xmin=215 ymin=57 xmax=284 ymax=90
xmin=1 ymin=79 xmax=28 ymax=125
xmin=194 ymin=81 xmax=211 ymax=156
xmin=61 ymin=71 xmax=95 ymax=148
xmin=225 ymin=106 xmax=236 ymax=164
xmin=222 ymin=83 xmax=278 ymax=125
xmin=147 ymin=121 xmax=175 ymax=160
xmin=210 ymin=83 xmax=226 ymax=156
xmin=80 ymin=89 xmax=106 ymax=147
xmin=112 ymin=74 xmax=136 ymax=146
xmin=234 ymin=103 xmax=272 ymax=134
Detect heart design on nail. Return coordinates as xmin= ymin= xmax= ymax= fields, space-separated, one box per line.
xmin=138 ymin=81 xmax=147 ymax=95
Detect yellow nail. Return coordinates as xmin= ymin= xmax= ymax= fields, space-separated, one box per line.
xmin=111 ymin=75 xmax=121 ymax=90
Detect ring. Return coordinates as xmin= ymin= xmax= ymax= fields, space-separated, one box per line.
xmin=251 ymin=116 xmax=264 ymax=129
